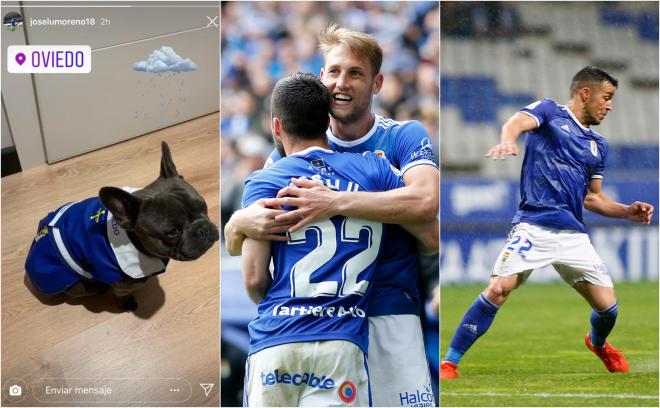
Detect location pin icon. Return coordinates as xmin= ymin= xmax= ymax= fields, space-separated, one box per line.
xmin=15 ymin=52 xmax=26 ymax=66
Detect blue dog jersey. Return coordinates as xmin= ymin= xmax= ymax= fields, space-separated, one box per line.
xmin=25 ymin=195 xmax=168 ymax=295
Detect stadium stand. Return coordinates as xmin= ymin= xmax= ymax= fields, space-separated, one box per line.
xmin=441 ymin=2 xmax=658 ymax=286
xmin=441 ymin=2 xmax=658 ymax=177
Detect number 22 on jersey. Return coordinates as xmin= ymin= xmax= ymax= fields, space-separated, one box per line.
xmin=287 ymin=219 xmax=382 ymax=298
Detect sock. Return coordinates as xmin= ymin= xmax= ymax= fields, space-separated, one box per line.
xmin=445 ymin=293 xmax=500 ymax=365
xmin=444 ymin=347 xmax=463 ymax=365
xmin=590 ymin=301 xmax=618 ymax=348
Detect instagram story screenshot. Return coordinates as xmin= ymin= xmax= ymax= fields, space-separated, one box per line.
xmin=1 ymin=1 xmax=220 ymax=406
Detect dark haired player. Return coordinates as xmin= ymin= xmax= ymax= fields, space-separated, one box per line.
xmin=441 ymin=66 xmax=654 ymax=379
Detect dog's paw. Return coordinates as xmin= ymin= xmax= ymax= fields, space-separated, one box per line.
xmin=118 ymin=295 xmax=138 ymax=311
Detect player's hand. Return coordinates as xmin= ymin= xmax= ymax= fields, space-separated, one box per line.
xmin=626 ymin=201 xmax=654 ymax=224
xmin=271 ymin=177 xmax=339 ymax=232
xmin=237 ymin=199 xmax=293 ymax=241
xmin=486 ymin=142 xmax=518 ymax=159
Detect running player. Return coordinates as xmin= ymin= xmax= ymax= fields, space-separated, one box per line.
xmin=226 ymin=25 xmax=439 ymax=406
xmin=242 ymin=72 xmax=433 ymax=406
xmin=440 ymin=66 xmax=654 ymax=379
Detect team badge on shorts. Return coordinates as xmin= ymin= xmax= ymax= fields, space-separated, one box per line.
xmin=590 ymin=140 xmax=598 ymax=157
xmin=338 ymin=380 xmax=357 ymax=403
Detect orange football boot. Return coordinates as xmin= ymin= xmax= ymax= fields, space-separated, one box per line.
xmin=585 ymin=333 xmax=629 ymax=373
xmin=440 ymin=361 xmax=460 ymax=379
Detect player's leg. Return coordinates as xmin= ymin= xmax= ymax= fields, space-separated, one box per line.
xmin=573 ymin=281 xmax=619 ymax=345
xmin=572 ymin=281 xmax=616 ymax=310
xmin=368 ymin=314 xmax=435 ymax=407
xmin=571 ymin=282 xmax=627 ymax=372
xmin=555 ymin=232 xmax=628 ymax=373
xmin=299 ymin=340 xmax=370 ymax=407
xmin=442 ymin=223 xmax=554 ymax=379
xmin=441 ymin=274 xmax=522 ymax=379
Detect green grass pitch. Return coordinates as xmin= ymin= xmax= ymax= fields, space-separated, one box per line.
xmin=440 ymin=282 xmax=659 ymax=406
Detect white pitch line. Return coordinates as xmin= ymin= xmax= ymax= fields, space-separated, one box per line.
xmin=443 ymin=392 xmax=659 ymax=400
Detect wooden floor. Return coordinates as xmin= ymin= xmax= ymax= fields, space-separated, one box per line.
xmin=1 ymin=114 xmax=219 ymax=407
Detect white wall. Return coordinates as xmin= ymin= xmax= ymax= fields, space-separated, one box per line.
xmin=1 ymin=3 xmax=219 ymax=167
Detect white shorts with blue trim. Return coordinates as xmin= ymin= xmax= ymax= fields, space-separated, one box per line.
xmin=244 ymin=340 xmax=369 ymax=407
xmin=492 ymin=222 xmax=613 ymax=287
xmin=368 ymin=315 xmax=435 ymax=407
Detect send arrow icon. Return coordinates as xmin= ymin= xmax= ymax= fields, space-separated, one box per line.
xmin=200 ymin=383 xmax=214 ymax=397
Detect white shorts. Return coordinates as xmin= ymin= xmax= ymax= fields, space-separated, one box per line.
xmin=368 ymin=315 xmax=435 ymax=407
xmin=244 ymin=340 xmax=370 ymax=407
xmin=492 ymin=222 xmax=613 ymax=287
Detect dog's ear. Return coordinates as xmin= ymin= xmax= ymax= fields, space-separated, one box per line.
xmin=99 ymin=187 xmax=142 ymax=230
xmin=160 ymin=141 xmax=181 ymax=179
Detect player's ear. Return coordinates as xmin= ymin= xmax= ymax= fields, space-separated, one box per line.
xmin=271 ymin=116 xmax=281 ymax=137
xmin=320 ymin=67 xmax=325 ymax=80
xmin=372 ymin=73 xmax=384 ymax=95
xmin=580 ymin=86 xmax=591 ymax=102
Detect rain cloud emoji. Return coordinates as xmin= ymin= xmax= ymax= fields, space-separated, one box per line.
xmin=132 ymin=46 xmax=197 ymax=73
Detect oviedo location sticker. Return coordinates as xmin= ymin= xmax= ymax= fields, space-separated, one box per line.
xmin=7 ymin=45 xmax=91 ymax=73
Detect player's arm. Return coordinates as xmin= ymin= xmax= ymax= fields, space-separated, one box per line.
xmin=224 ymin=200 xmax=292 ymax=256
xmin=241 ymin=237 xmax=273 ymax=304
xmin=400 ymin=216 xmax=439 ymax=255
xmin=584 ymin=178 xmax=654 ymax=224
xmin=269 ymin=164 xmax=439 ymax=231
xmin=486 ymin=112 xmax=538 ymax=159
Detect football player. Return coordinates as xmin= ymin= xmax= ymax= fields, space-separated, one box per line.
xmin=441 ymin=66 xmax=654 ymax=379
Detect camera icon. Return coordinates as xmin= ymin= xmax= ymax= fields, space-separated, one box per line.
xmin=9 ymin=384 xmax=22 ymax=396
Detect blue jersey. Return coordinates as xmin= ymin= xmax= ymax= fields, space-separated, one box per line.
xmin=513 ymin=99 xmax=608 ymax=233
xmin=25 ymin=196 xmax=168 ymax=295
xmin=265 ymin=115 xmax=438 ymax=317
xmin=242 ymin=147 xmax=404 ymax=354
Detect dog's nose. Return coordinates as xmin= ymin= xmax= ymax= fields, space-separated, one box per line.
xmin=196 ymin=223 xmax=219 ymax=242
xmin=198 ymin=227 xmax=209 ymax=239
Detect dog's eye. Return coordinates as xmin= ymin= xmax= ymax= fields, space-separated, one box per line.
xmin=166 ymin=228 xmax=181 ymax=238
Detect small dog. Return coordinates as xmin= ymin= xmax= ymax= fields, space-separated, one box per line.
xmin=25 ymin=142 xmax=219 ymax=310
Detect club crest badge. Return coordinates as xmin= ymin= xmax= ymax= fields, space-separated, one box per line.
xmin=590 ymin=140 xmax=598 ymax=157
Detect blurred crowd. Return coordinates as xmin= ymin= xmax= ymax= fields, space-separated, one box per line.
xmin=441 ymin=1 xmax=521 ymax=39
xmin=221 ymin=1 xmax=439 ymax=230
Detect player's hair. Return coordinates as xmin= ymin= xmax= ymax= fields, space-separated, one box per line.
xmin=271 ymin=72 xmax=330 ymax=140
xmin=319 ymin=23 xmax=383 ymax=77
xmin=570 ymin=66 xmax=619 ymax=96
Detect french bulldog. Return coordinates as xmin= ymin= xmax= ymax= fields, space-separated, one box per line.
xmin=24 ymin=141 xmax=219 ymax=311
